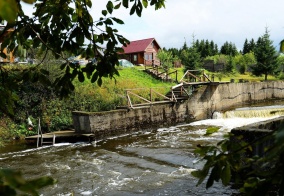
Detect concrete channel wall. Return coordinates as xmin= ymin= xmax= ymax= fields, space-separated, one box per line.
xmin=231 ymin=116 xmax=284 ymax=156
xmin=72 ymin=81 xmax=284 ymax=138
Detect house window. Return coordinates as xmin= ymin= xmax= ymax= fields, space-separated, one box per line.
xmin=145 ymin=54 xmax=148 ymax=60
xmin=133 ymin=54 xmax=137 ymax=61
xmin=149 ymin=54 xmax=152 ymax=60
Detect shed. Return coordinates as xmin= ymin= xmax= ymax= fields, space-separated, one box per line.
xmin=120 ymin=38 xmax=161 ymax=66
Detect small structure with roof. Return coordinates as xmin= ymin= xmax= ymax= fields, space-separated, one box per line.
xmin=120 ymin=38 xmax=161 ymax=66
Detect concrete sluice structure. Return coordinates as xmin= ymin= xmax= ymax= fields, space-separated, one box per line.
xmin=73 ymin=81 xmax=284 ymax=140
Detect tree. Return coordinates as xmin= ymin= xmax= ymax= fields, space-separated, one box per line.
xmin=242 ymin=38 xmax=249 ymax=54
xmin=180 ymin=41 xmax=201 ymax=72
xmin=251 ymin=28 xmax=278 ymax=80
xmin=220 ymin=41 xmax=238 ymax=56
xmin=226 ymin=55 xmax=235 ymax=73
xmin=166 ymin=47 xmax=180 ymax=58
xmin=156 ymin=49 xmax=175 ymax=72
xmin=248 ymin=38 xmax=256 ymax=53
xmin=235 ymin=52 xmax=256 ymax=74
xmin=0 ymin=0 xmax=166 ymax=115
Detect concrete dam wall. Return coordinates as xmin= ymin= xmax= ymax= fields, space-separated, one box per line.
xmin=72 ymin=81 xmax=284 ymax=139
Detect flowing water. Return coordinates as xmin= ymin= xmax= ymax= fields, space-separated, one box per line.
xmin=1 ymin=103 xmax=284 ymax=196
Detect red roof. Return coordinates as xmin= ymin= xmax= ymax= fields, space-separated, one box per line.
xmin=122 ymin=38 xmax=158 ymax=54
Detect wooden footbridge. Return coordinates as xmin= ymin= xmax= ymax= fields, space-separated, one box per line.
xmin=118 ymin=70 xmax=228 ymax=109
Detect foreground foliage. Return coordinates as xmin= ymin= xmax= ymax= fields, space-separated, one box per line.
xmin=0 ymin=0 xmax=165 ymax=116
xmin=0 ymin=169 xmax=56 ymax=196
xmin=192 ymin=124 xmax=284 ymax=195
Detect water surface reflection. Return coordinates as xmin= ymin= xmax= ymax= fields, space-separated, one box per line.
xmin=1 ymin=104 xmax=284 ymax=195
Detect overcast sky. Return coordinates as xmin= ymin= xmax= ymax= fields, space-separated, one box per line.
xmin=22 ymin=0 xmax=284 ymax=51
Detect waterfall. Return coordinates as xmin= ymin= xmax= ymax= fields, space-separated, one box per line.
xmin=213 ymin=106 xmax=284 ymax=119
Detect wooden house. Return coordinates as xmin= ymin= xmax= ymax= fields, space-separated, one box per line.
xmin=0 ymin=25 xmax=15 ymax=63
xmin=120 ymin=38 xmax=161 ymax=66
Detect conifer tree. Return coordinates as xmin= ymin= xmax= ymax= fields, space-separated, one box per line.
xmin=181 ymin=41 xmax=201 ymax=72
xmin=242 ymin=38 xmax=249 ymax=54
xmin=252 ymin=28 xmax=278 ymax=80
xmin=248 ymin=38 xmax=256 ymax=52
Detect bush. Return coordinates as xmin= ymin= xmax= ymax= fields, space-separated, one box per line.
xmin=278 ymin=72 xmax=284 ymax=80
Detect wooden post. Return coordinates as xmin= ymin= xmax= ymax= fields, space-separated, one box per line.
xmin=126 ymin=90 xmax=130 ymax=107
xmin=37 ymin=118 xmax=40 ymax=148
xmin=52 ymin=134 xmax=56 ymax=145
xmin=175 ymin=70 xmax=177 ymax=83
xmin=150 ymin=88 xmax=152 ymax=102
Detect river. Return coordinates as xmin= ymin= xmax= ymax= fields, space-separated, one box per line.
xmin=1 ymin=102 xmax=284 ymax=196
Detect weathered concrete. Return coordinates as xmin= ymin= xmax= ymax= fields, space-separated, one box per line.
xmin=231 ymin=116 xmax=284 ymax=157
xmin=72 ymin=81 xmax=284 ymax=139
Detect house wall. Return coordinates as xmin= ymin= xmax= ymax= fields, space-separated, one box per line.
xmin=144 ymin=41 xmax=160 ymax=66
xmin=120 ymin=39 xmax=161 ymax=66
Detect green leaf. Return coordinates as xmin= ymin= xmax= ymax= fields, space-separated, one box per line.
xmin=102 ymin=10 xmax=107 ymax=16
xmin=142 ymin=0 xmax=148 ymax=8
xmin=0 ymin=0 xmax=18 ymax=23
xmin=122 ymin=0 xmax=128 ymax=8
xmin=85 ymin=0 xmax=92 ymax=8
xmin=221 ymin=163 xmax=231 ymax=185
xmin=136 ymin=1 xmax=143 ymax=17
xmin=191 ymin=169 xmax=209 ymax=186
xmin=91 ymin=71 xmax=99 ymax=83
xmin=130 ymin=3 xmax=136 ymax=15
xmin=205 ymin=127 xmax=219 ymax=136
xmin=112 ymin=17 xmax=124 ymax=24
xmin=78 ymin=71 xmax=85 ymax=82
xmin=97 ymin=77 xmax=102 ymax=86
xmin=76 ymin=32 xmax=84 ymax=45
xmin=104 ymin=18 xmax=113 ymax=25
xmin=114 ymin=2 xmax=121 ymax=9
xmin=0 ymin=169 xmax=55 ymax=195
xmin=106 ymin=1 xmax=113 ymax=14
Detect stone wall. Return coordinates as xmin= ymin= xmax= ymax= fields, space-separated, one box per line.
xmin=72 ymin=81 xmax=284 ymax=138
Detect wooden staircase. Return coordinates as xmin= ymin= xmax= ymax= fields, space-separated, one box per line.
xmin=118 ymin=70 xmax=217 ymax=109
xmin=144 ymin=64 xmax=178 ymax=83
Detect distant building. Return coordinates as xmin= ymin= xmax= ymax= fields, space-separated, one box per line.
xmin=203 ymin=60 xmax=224 ymax=72
xmin=120 ymin=38 xmax=161 ymax=65
xmin=0 ymin=25 xmax=15 ymax=63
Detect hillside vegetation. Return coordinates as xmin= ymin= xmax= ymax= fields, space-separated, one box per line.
xmin=0 ymin=64 xmax=279 ymax=145
xmin=0 ymin=65 xmax=174 ymax=145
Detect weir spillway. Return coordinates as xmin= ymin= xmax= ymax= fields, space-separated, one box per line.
xmin=73 ymin=81 xmax=284 ymax=139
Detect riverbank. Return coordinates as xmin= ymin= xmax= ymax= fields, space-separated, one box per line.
xmin=73 ymin=81 xmax=284 ymax=140
xmin=0 ymin=65 xmax=281 ymax=146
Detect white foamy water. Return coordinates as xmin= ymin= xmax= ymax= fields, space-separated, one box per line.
xmin=1 ymin=104 xmax=284 ymax=196
xmin=189 ymin=116 xmax=279 ymax=132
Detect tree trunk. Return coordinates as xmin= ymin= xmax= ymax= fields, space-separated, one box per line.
xmin=264 ymin=73 xmax=268 ymax=81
